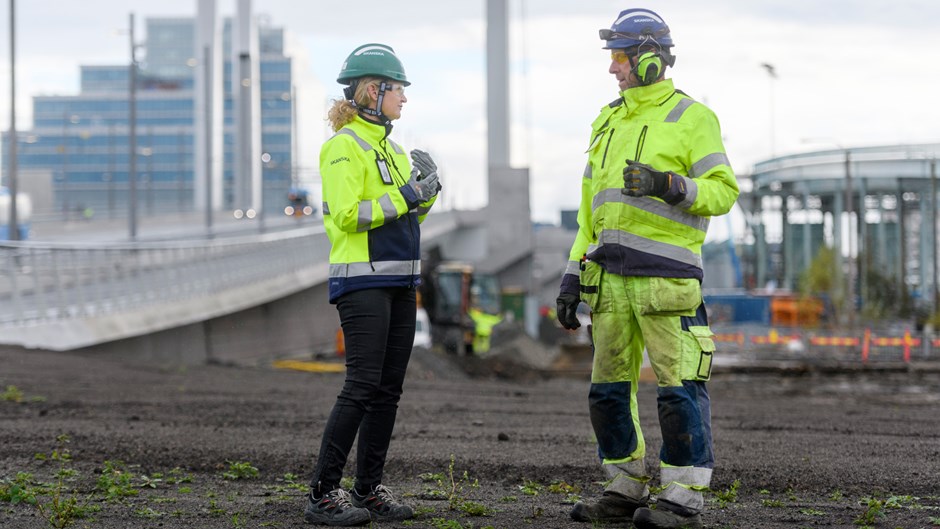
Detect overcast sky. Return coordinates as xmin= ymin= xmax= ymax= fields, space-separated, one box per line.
xmin=0 ymin=0 xmax=938 ymax=237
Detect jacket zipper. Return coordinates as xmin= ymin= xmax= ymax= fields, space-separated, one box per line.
xmin=601 ymin=128 xmax=615 ymax=169
xmin=635 ymin=125 xmax=648 ymax=162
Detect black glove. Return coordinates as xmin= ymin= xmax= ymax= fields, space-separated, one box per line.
xmin=622 ymin=160 xmax=671 ymax=197
xmin=410 ymin=149 xmax=442 ymax=196
xmin=555 ymin=293 xmax=581 ymax=330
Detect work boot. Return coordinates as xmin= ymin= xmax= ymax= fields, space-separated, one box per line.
xmin=303 ymin=488 xmax=371 ymax=526
xmin=351 ymin=484 xmax=414 ymax=521
xmin=570 ymin=491 xmax=647 ymax=522
xmin=633 ymin=501 xmax=703 ymax=529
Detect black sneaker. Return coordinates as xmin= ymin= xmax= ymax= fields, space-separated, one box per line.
xmin=351 ymin=484 xmax=414 ymax=521
xmin=303 ymin=488 xmax=372 ymax=526
xmin=633 ymin=503 xmax=703 ymax=529
xmin=570 ymin=491 xmax=647 ymax=522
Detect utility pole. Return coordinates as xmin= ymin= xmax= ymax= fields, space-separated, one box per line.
xmin=128 ymin=12 xmax=139 ymax=240
xmin=6 ymin=0 xmax=18 ymax=240
xmin=844 ymin=149 xmax=855 ymax=327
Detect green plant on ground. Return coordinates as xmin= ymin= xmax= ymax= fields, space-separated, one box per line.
xmin=35 ymin=435 xmax=99 ymax=528
xmin=855 ymin=497 xmax=887 ymax=525
xmin=96 ymin=460 xmax=139 ymax=502
xmin=547 ymin=479 xmax=581 ymax=503
xmin=0 ymin=472 xmax=38 ymax=505
xmin=829 ymin=489 xmax=843 ymax=501
xmin=712 ymin=479 xmax=740 ymax=508
xmin=800 ymin=508 xmax=825 ymax=516
xmin=222 ymin=461 xmax=259 ymax=480
xmin=1 ymin=385 xmax=24 ymax=402
xmin=419 ymin=455 xmax=490 ymax=516
xmin=761 ymin=498 xmax=784 ymax=508
xmin=518 ymin=479 xmax=543 ymax=496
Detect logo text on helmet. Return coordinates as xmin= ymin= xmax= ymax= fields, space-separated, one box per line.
xmin=354 ymin=45 xmax=396 ymax=57
xmin=615 ymin=10 xmax=664 ymax=25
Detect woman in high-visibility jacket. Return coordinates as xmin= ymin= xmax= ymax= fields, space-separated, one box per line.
xmin=304 ymin=43 xmax=440 ymax=527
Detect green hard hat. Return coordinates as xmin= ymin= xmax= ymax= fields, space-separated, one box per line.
xmin=337 ymin=43 xmax=410 ymax=86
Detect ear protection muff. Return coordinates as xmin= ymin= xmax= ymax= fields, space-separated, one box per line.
xmin=633 ymin=51 xmax=663 ymax=86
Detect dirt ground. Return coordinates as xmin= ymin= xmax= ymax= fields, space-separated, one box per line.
xmin=2 ymin=344 xmax=940 ymax=529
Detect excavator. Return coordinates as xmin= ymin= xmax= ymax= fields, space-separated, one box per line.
xmin=419 ymin=259 xmax=504 ymax=355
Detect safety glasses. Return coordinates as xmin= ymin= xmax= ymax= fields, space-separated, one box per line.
xmin=610 ymin=50 xmax=633 ymax=64
xmin=385 ymin=83 xmax=406 ymax=96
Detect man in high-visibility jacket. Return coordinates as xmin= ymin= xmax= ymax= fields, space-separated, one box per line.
xmin=556 ymin=9 xmax=739 ymax=529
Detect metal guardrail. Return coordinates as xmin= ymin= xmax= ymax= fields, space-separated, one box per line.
xmin=0 ymin=224 xmax=329 ymax=326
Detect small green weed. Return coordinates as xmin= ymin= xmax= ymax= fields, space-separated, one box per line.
xmin=518 ymin=479 xmax=543 ymax=496
xmin=712 ymin=479 xmax=740 ymax=507
xmin=761 ymin=499 xmax=784 ymax=508
xmin=0 ymin=472 xmax=38 ymax=505
xmin=829 ymin=489 xmax=843 ymax=501
xmin=1 ymin=385 xmax=45 ymax=403
xmin=855 ymin=497 xmax=887 ymax=525
xmin=800 ymin=508 xmax=825 ymax=516
xmin=222 ymin=461 xmax=259 ymax=480
xmin=96 ymin=460 xmax=139 ymax=501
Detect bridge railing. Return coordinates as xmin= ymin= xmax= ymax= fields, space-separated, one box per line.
xmin=0 ymin=225 xmax=329 ymax=326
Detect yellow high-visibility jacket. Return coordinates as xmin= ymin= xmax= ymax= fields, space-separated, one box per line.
xmin=560 ymin=79 xmax=739 ymax=295
xmin=321 ymin=115 xmax=437 ymax=303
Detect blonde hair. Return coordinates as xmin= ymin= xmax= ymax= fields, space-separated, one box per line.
xmin=326 ymin=77 xmax=382 ymax=132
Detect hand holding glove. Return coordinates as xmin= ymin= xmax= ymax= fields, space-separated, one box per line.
xmin=622 ymin=160 xmax=672 ymax=198
xmin=555 ymin=293 xmax=582 ymax=330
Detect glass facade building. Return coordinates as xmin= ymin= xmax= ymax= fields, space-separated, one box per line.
xmin=4 ymin=16 xmax=294 ymax=218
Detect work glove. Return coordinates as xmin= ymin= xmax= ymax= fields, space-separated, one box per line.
xmin=622 ymin=160 xmax=672 ymax=198
xmin=555 ymin=293 xmax=582 ymax=330
xmin=410 ymin=149 xmax=443 ymax=196
xmin=401 ymin=164 xmax=440 ymax=204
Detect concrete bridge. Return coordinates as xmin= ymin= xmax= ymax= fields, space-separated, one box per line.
xmin=0 ymin=206 xmax=561 ymax=365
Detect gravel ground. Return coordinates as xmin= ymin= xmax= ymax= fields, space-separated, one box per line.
xmin=1 ymin=345 xmax=940 ymax=529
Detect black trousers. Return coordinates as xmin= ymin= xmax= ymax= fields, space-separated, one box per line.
xmin=310 ymin=286 xmax=416 ymax=493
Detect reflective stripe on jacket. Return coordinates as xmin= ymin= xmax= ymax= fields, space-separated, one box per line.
xmin=561 ymin=79 xmax=739 ymax=295
xmin=320 ymin=115 xmax=437 ymax=303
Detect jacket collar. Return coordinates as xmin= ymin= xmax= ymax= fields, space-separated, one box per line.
xmin=350 ymin=114 xmax=393 ymax=143
xmin=619 ymin=78 xmax=676 ymax=113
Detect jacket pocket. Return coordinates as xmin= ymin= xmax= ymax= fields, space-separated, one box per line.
xmin=579 ymin=260 xmax=603 ymax=312
xmin=642 ymin=277 xmax=701 ymax=316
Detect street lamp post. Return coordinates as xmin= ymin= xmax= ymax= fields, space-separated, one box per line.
xmin=7 ymin=0 xmax=19 ymax=240
xmin=128 ymin=12 xmax=139 ymax=239
xmin=843 ymin=149 xmax=855 ymax=328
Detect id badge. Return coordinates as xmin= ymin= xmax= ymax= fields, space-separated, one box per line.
xmin=376 ymin=156 xmax=393 ymax=185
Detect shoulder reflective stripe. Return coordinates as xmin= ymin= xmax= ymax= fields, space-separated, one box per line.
xmin=592 ymin=188 xmax=709 ymax=232
xmin=565 ymin=260 xmax=581 ymax=277
xmin=329 ymin=260 xmax=421 ymax=278
xmin=690 ymin=152 xmax=730 ymax=178
xmin=322 ymin=202 xmax=330 ymax=215
xmin=664 ymin=98 xmax=695 ymax=123
xmin=583 ymin=163 xmax=592 ymax=179
xmin=599 ymin=229 xmax=703 ymax=269
xmin=378 ymin=193 xmax=398 ymax=224
xmin=677 ymin=176 xmax=698 ymax=209
xmin=334 ymin=128 xmax=373 ymax=152
xmin=357 ymin=200 xmax=373 ymax=232
xmin=388 ymin=140 xmax=404 ymax=155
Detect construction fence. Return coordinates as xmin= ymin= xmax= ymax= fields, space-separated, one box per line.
xmin=711 ymin=324 xmax=938 ymax=365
